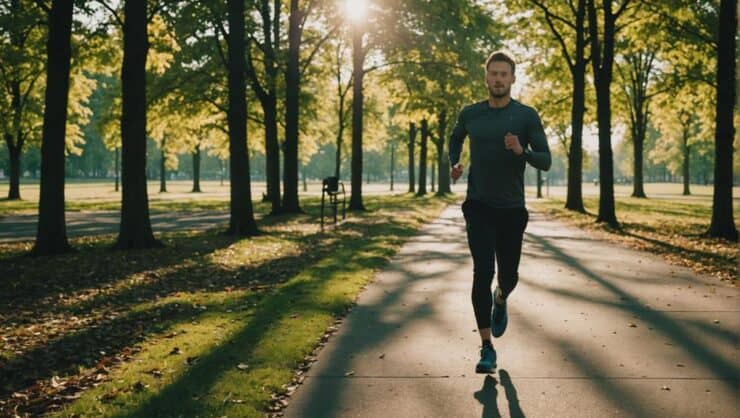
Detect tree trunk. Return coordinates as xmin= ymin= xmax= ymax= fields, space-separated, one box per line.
xmin=682 ymin=138 xmax=690 ymax=196
xmin=301 ymin=165 xmax=307 ymax=192
xmin=431 ymin=162 xmax=435 ymax=193
xmin=566 ymin=0 xmax=587 ymax=212
xmin=192 ymin=144 xmax=201 ymax=192
xmin=335 ymin=122 xmax=343 ymax=179
xmin=33 ymin=0 xmax=74 ymax=255
xmin=537 ymin=169 xmax=543 ymax=198
xmin=159 ymin=147 xmax=167 ymax=193
xmin=226 ymin=0 xmax=258 ymax=235
xmin=632 ymin=130 xmax=647 ymax=197
xmin=436 ymin=110 xmax=451 ymax=195
xmin=6 ymin=138 xmax=21 ymax=200
xmin=407 ymin=122 xmax=416 ymax=193
xmin=417 ymin=119 xmax=428 ymax=196
xmin=115 ymin=0 xmax=159 ymax=249
xmin=349 ymin=25 xmax=365 ymax=211
xmin=390 ymin=142 xmax=395 ymax=191
xmin=282 ymin=0 xmax=302 ymax=213
xmin=588 ymin=0 xmax=618 ymax=227
xmin=707 ymin=0 xmax=738 ymax=241
xmin=114 ymin=146 xmax=120 ymax=192
xmin=264 ymin=102 xmax=281 ymax=214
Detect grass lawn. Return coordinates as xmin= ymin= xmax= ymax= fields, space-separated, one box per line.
xmin=0 ymin=193 xmax=457 ymax=417
xmin=528 ymin=193 xmax=739 ymax=284
xmin=0 ymin=180 xmax=418 ymax=217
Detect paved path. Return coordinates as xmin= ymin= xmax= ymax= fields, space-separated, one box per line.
xmin=284 ymin=205 xmax=739 ymax=418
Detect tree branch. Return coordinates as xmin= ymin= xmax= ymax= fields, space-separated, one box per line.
xmin=96 ymin=0 xmax=124 ymax=27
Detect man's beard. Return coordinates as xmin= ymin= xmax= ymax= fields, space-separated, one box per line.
xmin=488 ymin=85 xmax=510 ymax=98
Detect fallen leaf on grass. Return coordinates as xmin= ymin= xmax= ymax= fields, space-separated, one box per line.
xmin=100 ymin=389 xmax=118 ymax=402
xmin=132 ymin=381 xmax=148 ymax=392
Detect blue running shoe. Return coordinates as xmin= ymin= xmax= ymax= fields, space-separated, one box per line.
xmin=491 ymin=287 xmax=508 ymax=338
xmin=475 ymin=343 xmax=496 ymax=374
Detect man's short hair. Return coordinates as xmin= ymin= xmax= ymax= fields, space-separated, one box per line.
xmin=485 ymin=51 xmax=516 ymax=74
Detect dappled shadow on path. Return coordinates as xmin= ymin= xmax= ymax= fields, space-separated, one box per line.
xmin=522 ymin=229 xmax=739 ymax=386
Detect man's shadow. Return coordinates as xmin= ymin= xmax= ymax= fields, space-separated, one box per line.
xmin=473 ymin=369 xmax=525 ymax=418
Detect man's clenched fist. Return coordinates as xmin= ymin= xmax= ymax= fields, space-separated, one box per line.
xmin=451 ymin=163 xmax=464 ymax=183
xmin=504 ymin=132 xmax=523 ymax=155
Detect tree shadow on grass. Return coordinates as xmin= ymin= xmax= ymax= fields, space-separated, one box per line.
xmin=1 ymin=200 xmax=442 ymax=416
xmin=115 ymin=215 xmax=441 ymax=417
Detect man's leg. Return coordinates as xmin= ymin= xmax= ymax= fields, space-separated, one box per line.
xmin=491 ymin=207 xmax=529 ymax=338
xmin=494 ymin=207 xmax=529 ymax=298
xmin=463 ymin=201 xmax=497 ymax=333
xmin=463 ymin=200 xmax=498 ymax=373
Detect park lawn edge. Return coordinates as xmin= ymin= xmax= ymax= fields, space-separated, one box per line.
xmin=528 ymin=197 xmax=737 ymax=286
xmin=51 ymin=194 xmax=457 ymax=417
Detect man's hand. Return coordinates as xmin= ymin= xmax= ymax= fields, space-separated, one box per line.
xmin=450 ymin=163 xmax=464 ymax=183
xmin=504 ymin=132 xmax=523 ymax=155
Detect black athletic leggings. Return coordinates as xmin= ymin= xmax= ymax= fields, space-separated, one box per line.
xmin=462 ymin=200 xmax=529 ymax=330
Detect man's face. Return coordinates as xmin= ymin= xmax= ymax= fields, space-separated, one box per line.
xmin=486 ymin=61 xmax=515 ymax=99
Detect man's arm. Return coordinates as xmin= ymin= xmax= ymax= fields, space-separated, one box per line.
xmin=525 ymin=109 xmax=551 ymax=171
xmin=448 ymin=109 xmax=467 ymax=166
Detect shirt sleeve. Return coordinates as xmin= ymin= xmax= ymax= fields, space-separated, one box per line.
xmin=525 ymin=108 xmax=552 ymax=171
xmin=448 ymin=108 xmax=467 ymax=166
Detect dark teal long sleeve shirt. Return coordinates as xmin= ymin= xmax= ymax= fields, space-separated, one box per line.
xmin=448 ymin=99 xmax=551 ymax=208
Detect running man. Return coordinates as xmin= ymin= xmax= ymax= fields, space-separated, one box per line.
xmin=449 ymin=51 xmax=551 ymax=374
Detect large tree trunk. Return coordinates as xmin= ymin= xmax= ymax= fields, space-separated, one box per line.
xmin=417 ymin=119 xmax=428 ymax=196
xmin=707 ymin=0 xmax=738 ymax=241
xmin=6 ymin=137 xmax=21 ymax=200
xmin=33 ymin=0 xmax=74 ymax=255
xmin=282 ymin=0 xmax=302 ymax=213
xmin=588 ymin=0 xmax=619 ymax=227
xmin=115 ymin=0 xmax=159 ymax=249
xmin=159 ymin=146 xmax=167 ymax=193
xmin=436 ymin=110 xmax=451 ymax=195
xmin=192 ymin=144 xmax=201 ymax=192
xmin=565 ymin=0 xmax=587 ymax=212
xmin=226 ymin=0 xmax=258 ymax=235
xmin=407 ymin=122 xmax=416 ymax=193
xmin=349 ymin=25 xmax=365 ymax=211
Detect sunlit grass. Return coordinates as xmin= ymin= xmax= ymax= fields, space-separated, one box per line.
xmin=0 ymin=193 xmax=457 ymax=417
xmin=529 ymin=195 xmax=738 ymax=283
